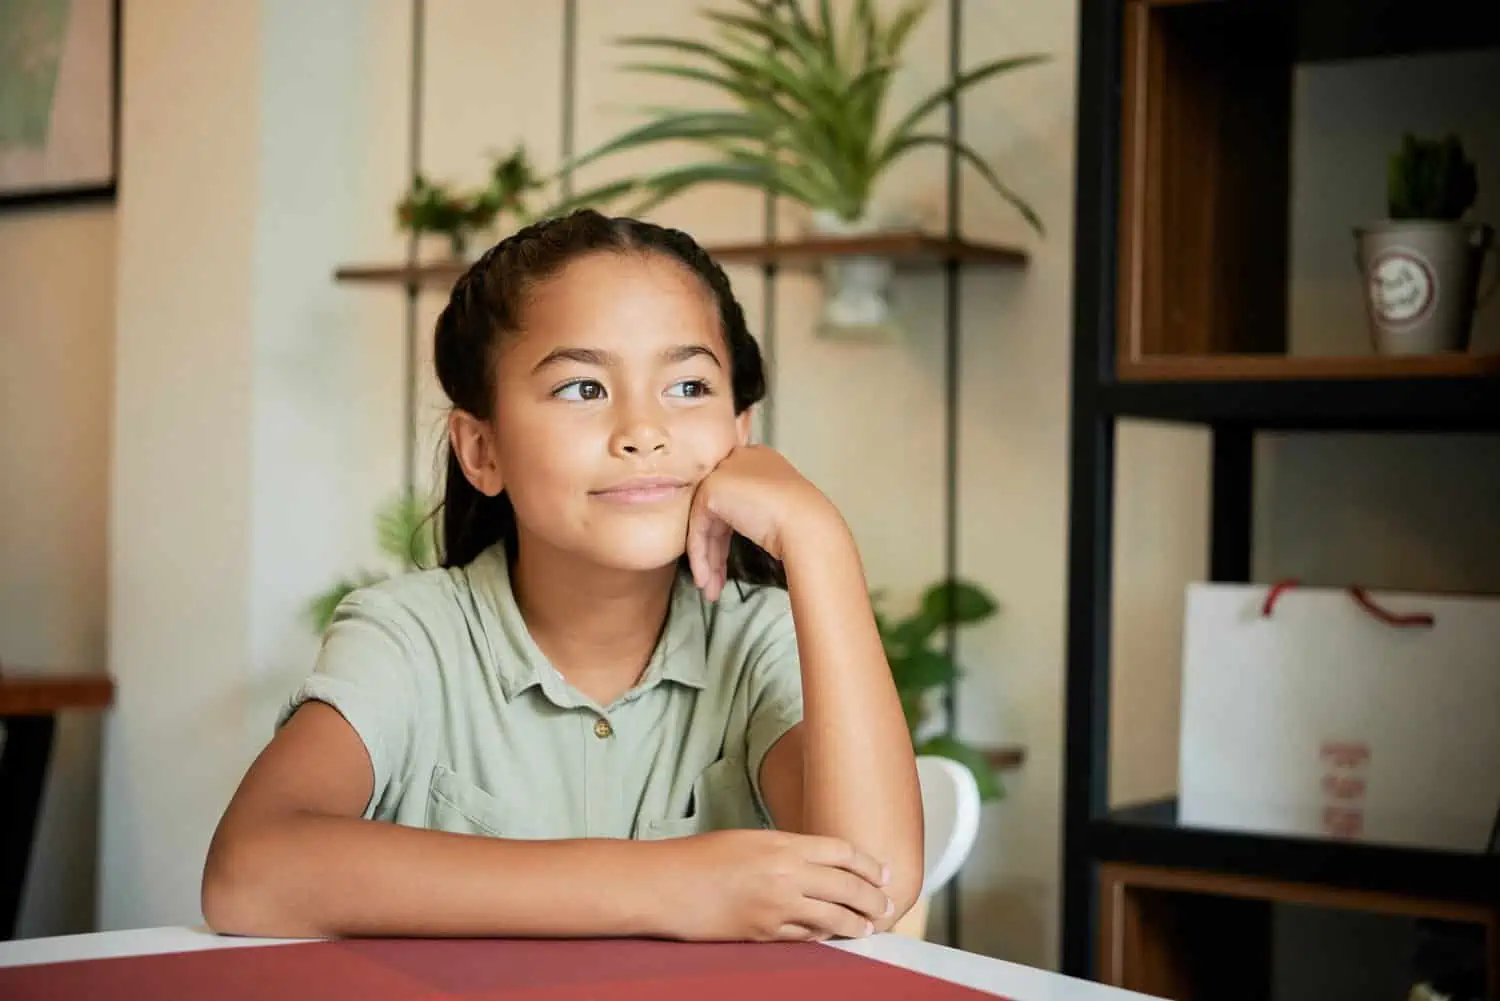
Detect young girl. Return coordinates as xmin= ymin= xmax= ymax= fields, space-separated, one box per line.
xmin=202 ymin=209 xmax=924 ymax=944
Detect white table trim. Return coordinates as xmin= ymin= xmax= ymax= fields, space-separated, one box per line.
xmin=0 ymin=925 xmax=1160 ymax=1000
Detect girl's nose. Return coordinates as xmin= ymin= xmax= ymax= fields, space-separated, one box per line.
xmin=610 ymin=417 xmax=669 ymax=457
xmin=619 ymin=437 xmax=667 ymax=456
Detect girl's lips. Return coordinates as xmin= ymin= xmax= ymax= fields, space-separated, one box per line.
xmin=590 ymin=477 xmax=688 ymax=504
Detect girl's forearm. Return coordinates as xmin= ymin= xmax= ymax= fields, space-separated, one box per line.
xmin=202 ymin=812 xmax=668 ymax=939
xmin=780 ymin=511 xmax=926 ymax=916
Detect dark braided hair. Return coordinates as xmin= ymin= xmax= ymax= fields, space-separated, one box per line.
xmin=432 ymin=208 xmax=785 ymax=591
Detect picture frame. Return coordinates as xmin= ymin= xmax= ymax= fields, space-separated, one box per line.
xmin=0 ymin=0 xmax=121 ymax=209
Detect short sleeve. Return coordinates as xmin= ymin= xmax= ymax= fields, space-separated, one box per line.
xmin=742 ymin=598 xmax=805 ymax=818
xmin=275 ymin=589 xmax=420 ymax=816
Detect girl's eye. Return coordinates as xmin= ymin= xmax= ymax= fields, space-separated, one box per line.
xmin=554 ymin=379 xmax=606 ymax=401
xmin=667 ymin=379 xmax=711 ymax=399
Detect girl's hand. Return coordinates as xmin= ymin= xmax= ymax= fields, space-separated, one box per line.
xmin=684 ymin=445 xmax=839 ymax=600
xmin=646 ymin=829 xmax=893 ymax=942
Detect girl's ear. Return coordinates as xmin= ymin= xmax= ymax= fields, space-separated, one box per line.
xmin=449 ymin=410 xmax=504 ymax=497
xmin=735 ymin=409 xmax=753 ymax=447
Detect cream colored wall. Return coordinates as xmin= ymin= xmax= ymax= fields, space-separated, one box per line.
xmin=100 ymin=0 xmax=412 ymax=929
xmin=100 ymin=0 xmax=264 ymax=929
xmin=0 ymin=205 xmax=115 ymax=938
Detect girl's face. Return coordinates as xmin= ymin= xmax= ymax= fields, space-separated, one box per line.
xmin=470 ymin=250 xmax=749 ymax=573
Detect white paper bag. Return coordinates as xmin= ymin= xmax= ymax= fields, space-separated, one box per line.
xmin=1178 ymin=581 xmax=1500 ymax=853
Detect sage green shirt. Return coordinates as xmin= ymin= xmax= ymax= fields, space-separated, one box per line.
xmin=275 ymin=544 xmax=804 ymax=841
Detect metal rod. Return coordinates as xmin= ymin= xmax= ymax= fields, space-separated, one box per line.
xmin=761 ymin=197 xmax=778 ymax=447
xmin=941 ymin=0 xmax=964 ymax=951
xmin=402 ymin=0 xmax=426 ymax=501
xmin=561 ymin=0 xmax=577 ymax=202
xmin=757 ymin=24 xmax=780 ymax=449
xmin=1061 ymin=0 xmax=1123 ymax=975
xmin=1209 ymin=425 xmax=1254 ymax=583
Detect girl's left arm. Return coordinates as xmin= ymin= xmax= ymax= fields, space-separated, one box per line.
xmin=686 ymin=446 xmax=926 ymax=929
xmin=770 ymin=511 xmax=926 ymax=927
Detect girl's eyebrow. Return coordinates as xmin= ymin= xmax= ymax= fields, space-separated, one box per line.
xmin=531 ymin=344 xmax=723 ymax=374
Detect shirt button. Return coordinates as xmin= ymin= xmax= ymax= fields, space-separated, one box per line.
xmin=593 ymin=717 xmax=613 ymax=739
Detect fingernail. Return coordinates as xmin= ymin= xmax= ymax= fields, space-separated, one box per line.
xmin=863 ymin=921 xmax=874 ymax=937
xmin=880 ymin=864 xmax=890 ymax=886
xmin=884 ymin=898 xmax=894 ymax=917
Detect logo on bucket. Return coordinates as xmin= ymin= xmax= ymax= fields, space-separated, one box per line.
xmin=1368 ymin=249 xmax=1436 ymax=327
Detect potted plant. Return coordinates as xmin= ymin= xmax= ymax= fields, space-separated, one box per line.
xmin=543 ymin=0 xmax=1048 ymax=335
xmin=304 ymin=493 xmax=437 ymax=634
xmin=1355 ymin=133 xmax=1493 ymax=355
xmin=397 ymin=144 xmax=546 ymax=259
xmin=873 ymin=576 xmax=1005 ymax=802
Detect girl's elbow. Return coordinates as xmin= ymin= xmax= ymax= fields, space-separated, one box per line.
xmin=887 ymin=876 xmax=925 ymax=931
xmin=201 ymin=844 xmax=257 ymax=936
xmin=201 ymin=828 xmax=272 ymax=936
xmin=878 ymin=844 xmax=926 ymax=933
xmin=200 ymin=826 xmax=308 ymax=939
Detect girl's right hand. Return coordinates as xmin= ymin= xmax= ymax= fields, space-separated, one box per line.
xmin=648 ymin=829 xmax=895 ymax=942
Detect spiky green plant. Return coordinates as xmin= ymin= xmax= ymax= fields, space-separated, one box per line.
xmin=873 ymin=576 xmax=1005 ymax=801
xmin=305 ymin=493 xmax=438 ymax=635
xmin=1388 ymin=133 xmax=1478 ymax=221
xmin=546 ymin=0 xmax=1048 ymax=233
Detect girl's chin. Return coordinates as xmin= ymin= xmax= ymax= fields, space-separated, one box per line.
xmin=582 ymin=530 xmax=690 ymax=575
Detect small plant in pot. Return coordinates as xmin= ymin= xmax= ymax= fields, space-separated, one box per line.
xmin=543 ymin=0 xmax=1047 ymax=338
xmin=397 ymin=144 xmax=547 ymax=259
xmin=872 ymin=576 xmax=1006 ymax=803
xmin=1355 ymin=133 xmax=1494 ymax=356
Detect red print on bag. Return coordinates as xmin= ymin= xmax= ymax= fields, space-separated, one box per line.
xmin=1320 ymin=741 xmax=1371 ymax=768
xmin=1323 ymin=806 xmax=1365 ymax=838
xmin=1318 ymin=740 xmax=1370 ymax=839
xmin=1321 ymin=774 xmax=1367 ymax=799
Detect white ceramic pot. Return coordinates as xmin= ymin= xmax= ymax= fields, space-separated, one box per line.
xmin=1354 ymin=220 xmax=1495 ymax=355
xmin=807 ymin=209 xmax=901 ymax=341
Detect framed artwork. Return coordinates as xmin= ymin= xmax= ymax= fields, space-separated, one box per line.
xmin=0 ymin=0 xmax=120 ymax=208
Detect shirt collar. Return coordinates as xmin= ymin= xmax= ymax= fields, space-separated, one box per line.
xmin=468 ymin=545 xmax=708 ymax=703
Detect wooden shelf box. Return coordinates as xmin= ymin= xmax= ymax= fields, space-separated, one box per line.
xmin=1114 ymin=0 xmax=1500 ymax=383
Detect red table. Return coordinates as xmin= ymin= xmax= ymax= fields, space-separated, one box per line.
xmin=0 ymin=925 xmax=1161 ymax=999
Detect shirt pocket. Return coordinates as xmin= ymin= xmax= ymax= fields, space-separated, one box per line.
xmin=427 ymin=763 xmax=522 ymax=838
xmin=640 ymin=755 xmax=763 ymax=840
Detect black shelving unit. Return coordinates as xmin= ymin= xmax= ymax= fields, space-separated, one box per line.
xmin=1098 ymin=376 xmax=1500 ymax=431
xmin=1062 ymin=0 xmax=1500 ymax=983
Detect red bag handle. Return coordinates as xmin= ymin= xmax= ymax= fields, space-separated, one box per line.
xmin=1259 ymin=578 xmax=1435 ymax=628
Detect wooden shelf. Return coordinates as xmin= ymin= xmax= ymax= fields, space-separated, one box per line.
xmin=1132 ymin=0 xmax=1500 ymax=66
xmin=0 ymin=671 xmax=115 ymax=716
xmin=1089 ymin=798 xmax=1500 ymax=907
xmin=334 ymin=260 xmax=467 ymax=290
xmin=1290 ymin=0 xmax=1500 ymax=63
xmin=1100 ymin=357 xmax=1500 ymax=430
xmin=981 ymin=744 xmax=1027 ymax=772
xmin=1098 ymin=860 xmax=1500 ymax=998
xmin=333 ymin=233 xmax=1028 ymax=291
xmin=703 ymin=233 xmax=1029 ymax=269
xmin=1119 ymin=352 xmax=1500 ymax=382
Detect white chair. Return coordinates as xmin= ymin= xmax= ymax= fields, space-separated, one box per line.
xmin=892 ymin=754 xmax=983 ymax=939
